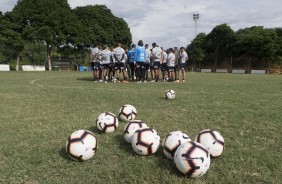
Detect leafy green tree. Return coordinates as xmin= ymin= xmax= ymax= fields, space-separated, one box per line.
xmin=73 ymin=5 xmax=132 ymax=47
xmin=12 ymin=0 xmax=85 ymax=70
xmin=187 ymin=33 xmax=206 ymax=71
xmin=235 ymin=26 xmax=278 ymax=69
xmin=205 ymin=24 xmax=235 ymax=70
xmin=0 ymin=11 xmax=24 ymax=70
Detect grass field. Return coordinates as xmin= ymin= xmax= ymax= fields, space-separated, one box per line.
xmin=0 ymin=71 xmax=281 ymax=184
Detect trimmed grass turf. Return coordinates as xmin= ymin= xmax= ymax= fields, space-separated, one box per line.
xmin=0 ymin=71 xmax=281 ymax=183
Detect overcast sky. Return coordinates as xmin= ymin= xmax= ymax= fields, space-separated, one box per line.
xmin=1 ymin=0 xmax=282 ymax=48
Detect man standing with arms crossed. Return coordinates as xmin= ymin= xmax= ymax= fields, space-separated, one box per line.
xmin=114 ymin=43 xmax=128 ymax=83
xmin=179 ymin=47 xmax=189 ymax=82
xmin=151 ymin=43 xmax=162 ymax=82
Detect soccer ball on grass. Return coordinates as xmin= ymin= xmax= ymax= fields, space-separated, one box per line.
xmin=131 ymin=128 xmax=160 ymax=156
xmin=162 ymin=131 xmax=191 ymax=159
xmin=96 ymin=112 xmax=119 ymax=133
xmin=66 ymin=130 xmax=97 ymax=161
xmin=174 ymin=141 xmax=210 ymax=177
xmin=119 ymin=104 xmax=137 ymax=122
xmin=165 ymin=90 xmax=176 ymax=100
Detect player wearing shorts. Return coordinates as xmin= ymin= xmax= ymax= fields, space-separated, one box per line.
xmin=174 ymin=47 xmax=180 ymax=82
xmin=128 ymin=44 xmax=136 ymax=81
xmin=144 ymin=44 xmax=151 ymax=82
xmin=161 ymin=47 xmax=168 ymax=82
xmin=167 ymin=48 xmax=176 ymax=82
xmin=113 ymin=43 xmax=128 ymax=82
xmin=90 ymin=44 xmax=101 ymax=82
xmin=179 ymin=47 xmax=189 ymax=82
xmin=100 ymin=46 xmax=112 ymax=82
xmin=135 ymin=40 xmax=146 ymax=83
xmin=151 ymin=43 xmax=162 ymax=82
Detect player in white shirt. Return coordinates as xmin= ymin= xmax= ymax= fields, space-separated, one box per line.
xmin=144 ymin=44 xmax=151 ymax=82
xmin=151 ymin=42 xmax=162 ymax=82
xmin=100 ymin=46 xmax=112 ymax=82
xmin=90 ymin=44 xmax=101 ymax=82
xmin=179 ymin=47 xmax=189 ymax=82
xmin=113 ymin=43 xmax=128 ymax=83
xmin=161 ymin=47 xmax=168 ymax=82
xmin=166 ymin=48 xmax=176 ymax=82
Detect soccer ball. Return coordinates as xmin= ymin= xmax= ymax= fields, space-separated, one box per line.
xmin=123 ymin=120 xmax=148 ymax=143
xmin=174 ymin=141 xmax=211 ymax=178
xmin=96 ymin=112 xmax=119 ymax=133
xmin=131 ymin=128 xmax=160 ymax=156
xmin=162 ymin=131 xmax=191 ymax=159
xmin=119 ymin=104 xmax=137 ymax=122
xmin=195 ymin=129 xmax=225 ymax=158
xmin=66 ymin=130 xmax=97 ymax=161
xmin=165 ymin=90 xmax=176 ymax=100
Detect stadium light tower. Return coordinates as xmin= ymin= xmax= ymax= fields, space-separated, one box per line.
xmin=193 ymin=13 xmax=199 ymax=38
xmin=192 ymin=13 xmax=199 ymax=72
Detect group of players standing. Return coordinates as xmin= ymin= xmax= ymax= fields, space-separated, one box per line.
xmin=90 ymin=41 xmax=189 ymax=83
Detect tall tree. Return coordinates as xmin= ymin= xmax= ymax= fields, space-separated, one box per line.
xmin=0 ymin=11 xmax=24 ymax=70
xmin=205 ymin=24 xmax=235 ymax=70
xmin=12 ymin=0 xmax=85 ymax=70
xmin=187 ymin=33 xmax=206 ymax=71
xmin=73 ymin=5 xmax=132 ymax=47
xmin=235 ymin=26 xmax=278 ymax=69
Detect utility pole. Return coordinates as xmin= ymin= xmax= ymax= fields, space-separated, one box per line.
xmin=192 ymin=14 xmax=199 ymax=71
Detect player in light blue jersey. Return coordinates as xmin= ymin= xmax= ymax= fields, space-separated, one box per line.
xmin=135 ymin=40 xmax=146 ymax=82
xmin=128 ymin=44 xmax=136 ymax=81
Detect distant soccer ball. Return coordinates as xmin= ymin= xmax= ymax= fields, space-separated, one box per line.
xmin=66 ymin=130 xmax=97 ymax=161
xmin=131 ymin=128 xmax=160 ymax=156
xmin=96 ymin=112 xmax=118 ymax=133
xmin=165 ymin=90 xmax=176 ymax=100
xmin=123 ymin=120 xmax=148 ymax=143
xmin=162 ymin=131 xmax=191 ymax=159
xmin=195 ymin=129 xmax=225 ymax=158
xmin=174 ymin=141 xmax=210 ymax=178
xmin=119 ymin=104 xmax=137 ymax=122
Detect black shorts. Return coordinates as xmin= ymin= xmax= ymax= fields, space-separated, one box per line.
xmin=174 ymin=64 xmax=179 ymax=72
xmin=101 ymin=64 xmax=110 ymax=70
xmin=161 ymin=63 xmax=167 ymax=71
xmin=153 ymin=61 xmax=160 ymax=69
xmin=179 ymin=63 xmax=186 ymax=70
xmin=144 ymin=63 xmax=150 ymax=70
xmin=117 ymin=63 xmax=125 ymax=71
xmin=168 ymin=66 xmax=174 ymax=72
xmin=91 ymin=62 xmax=100 ymax=71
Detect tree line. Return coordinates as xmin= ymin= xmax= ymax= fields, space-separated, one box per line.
xmin=0 ymin=0 xmax=281 ymax=71
xmin=0 ymin=0 xmax=132 ymax=70
xmin=187 ymin=24 xmax=282 ymax=71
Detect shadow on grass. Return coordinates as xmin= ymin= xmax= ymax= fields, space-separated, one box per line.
xmin=58 ymin=147 xmax=73 ymax=161
xmin=77 ymin=77 xmax=93 ymax=82
xmin=87 ymin=126 xmax=104 ymax=135
xmin=154 ymin=146 xmax=182 ymax=177
xmin=114 ymin=134 xmax=135 ymax=155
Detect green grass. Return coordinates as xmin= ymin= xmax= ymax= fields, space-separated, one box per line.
xmin=0 ymin=71 xmax=281 ymax=184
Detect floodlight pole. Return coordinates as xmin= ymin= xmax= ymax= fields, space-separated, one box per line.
xmin=192 ymin=14 xmax=199 ymax=71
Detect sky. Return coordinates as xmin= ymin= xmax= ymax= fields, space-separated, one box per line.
xmin=1 ymin=0 xmax=282 ymax=49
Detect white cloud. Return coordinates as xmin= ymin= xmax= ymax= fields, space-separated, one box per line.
xmin=1 ymin=0 xmax=282 ymax=49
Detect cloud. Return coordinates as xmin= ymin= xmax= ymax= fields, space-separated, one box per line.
xmin=1 ymin=0 xmax=282 ymax=48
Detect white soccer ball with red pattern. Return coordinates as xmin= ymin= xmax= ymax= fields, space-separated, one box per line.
xmin=96 ymin=112 xmax=118 ymax=133
xmin=165 ymin=90 xmax=176 ymax=100
xmin=66 ymin=130 xmax=97 ymax=161
xmin=131 ymin=128 xmax=160 ymax=156
xmin=195 ymin=129 xmax=225 ymax=157
xmin=119 ymin=104 xmax=137 ymax=122
xmin=174 ymin=141 xmax=210 ymax=178
xmin=123 ymin=120 xmax=148 ymax=143
xmin=162 ymin=131 xmax=191 ymax=159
